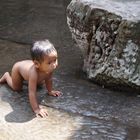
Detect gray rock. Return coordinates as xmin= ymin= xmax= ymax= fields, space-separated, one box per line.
xmin=67 ymin=0 xmax=140 ymax=91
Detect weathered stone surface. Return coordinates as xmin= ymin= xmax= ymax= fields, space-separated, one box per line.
xmin=67 ymin=0 xmax=140 ymax=90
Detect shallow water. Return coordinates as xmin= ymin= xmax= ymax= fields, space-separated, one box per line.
xmin=0 ymin=0 xmax=140 ymax=140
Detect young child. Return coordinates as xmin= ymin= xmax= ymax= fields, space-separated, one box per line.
xmin=0 ymin=39 xmax=61 ymax=117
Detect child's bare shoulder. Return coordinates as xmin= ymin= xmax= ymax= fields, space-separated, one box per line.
xmin=19 ymin=60 xmax=33 ymax=64
xmin=15 ymin=60 xmax=33 ymax=67
xmin=14 ymin=60 xmax=33 ymax=72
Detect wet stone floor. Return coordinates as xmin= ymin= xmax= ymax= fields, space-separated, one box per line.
xmin=0 ymin=0 xmax=140 ymax=140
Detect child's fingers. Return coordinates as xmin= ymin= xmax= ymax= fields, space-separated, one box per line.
xmin=36 ymin=113 xmax=44 ymax=118
xmin=56 ymin=91 xmax=61 ymax=96
xmin=36 ymin=108 xmax=48 ymax=118
xmin=41 ymin=109 xmax=48 ymax=117
xmin=48 ymin=90 xmax=62 ymax=97
xmin=53 ymin=91 xmax=61 ymax=96
xmin=40 ymin=112 xmax=47 ymax=118
xmin=43 ymin=110 xmax=48 ymax=116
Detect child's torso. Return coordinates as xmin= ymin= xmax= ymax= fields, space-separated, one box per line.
xmin=17 ymin=60 xmax=33 ymax=81
xmin=17 ymin=60 xmax=49 ymax=84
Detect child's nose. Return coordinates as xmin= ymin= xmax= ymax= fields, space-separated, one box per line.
xmin=53 ymin=62 xmax=58 ymax=68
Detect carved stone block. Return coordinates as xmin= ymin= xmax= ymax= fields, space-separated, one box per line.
xmin=67 ymin=0 xmax=140 ymax=90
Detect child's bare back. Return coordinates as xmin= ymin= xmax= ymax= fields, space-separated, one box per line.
xmin=14 ymin=60 xmax=33 ymax=81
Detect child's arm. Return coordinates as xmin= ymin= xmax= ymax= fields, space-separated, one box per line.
xmin=45 ymin=73 xmax=61 ymax=96
xmin=29 ymin=72 xmax=48 ymax=117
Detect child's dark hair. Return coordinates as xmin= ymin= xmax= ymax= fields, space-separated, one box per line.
xmin=30 ymin=39 xmax=56 ymax=62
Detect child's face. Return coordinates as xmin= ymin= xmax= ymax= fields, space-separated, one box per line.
xmin=39 ymin=51 xmax=58 ymax=73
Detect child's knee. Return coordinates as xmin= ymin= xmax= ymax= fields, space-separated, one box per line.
xmin=12 ymin=86 xmax=22 ymax=91
xmin=12 ymin=84 xmax=22 ymax=91
xmin=5 ymin=72 xmax=10 ymax=78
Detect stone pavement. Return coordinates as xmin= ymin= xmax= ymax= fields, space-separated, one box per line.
xmin=0 ymin=0 xmax=140 ymax=139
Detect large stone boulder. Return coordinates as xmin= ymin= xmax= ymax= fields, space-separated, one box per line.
xmin=66 ymin=0 xmax=140 ymax=91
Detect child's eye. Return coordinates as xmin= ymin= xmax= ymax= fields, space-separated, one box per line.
xmin=48 ymin=62 xmax=51 ymax=65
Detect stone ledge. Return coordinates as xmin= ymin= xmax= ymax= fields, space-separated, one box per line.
xmin=79 ymin=0 xmax=140 ymax=21
xmin=67 ymin=0 xmax=140 ymax=91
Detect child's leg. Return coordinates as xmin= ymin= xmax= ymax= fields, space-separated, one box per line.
xmin=0 ymin=72 xmax=10 ymax=83
xmin=0 ymin=64 xmax=23 ymax=91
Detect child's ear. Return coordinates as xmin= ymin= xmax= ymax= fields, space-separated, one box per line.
xmin=33 ymin=60 xmax=40 ymax=68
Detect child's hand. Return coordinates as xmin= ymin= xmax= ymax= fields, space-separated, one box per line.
xmin=48 ymin=90 xmax=61 ymax=96
xmin=35 ymin=107 xmax=48 ymax=118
